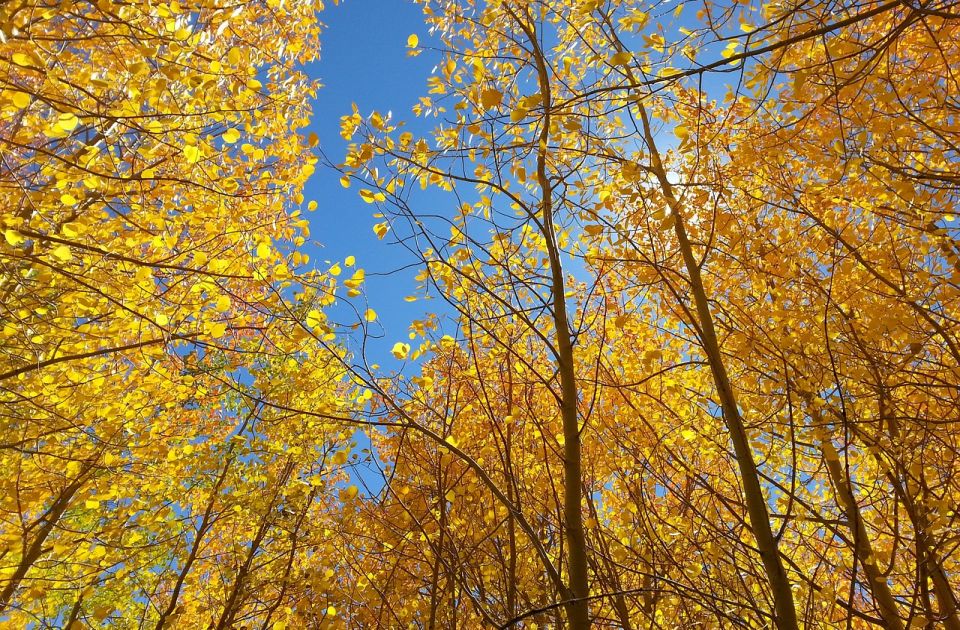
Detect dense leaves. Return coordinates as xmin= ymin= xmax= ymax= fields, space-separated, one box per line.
xmin=0 ymin=1 xmax=355 ymax=627
xmin=337 ymin=0 xmax=960 ymax=627
xmin=2 ymin=0 xmax=958 ymax=628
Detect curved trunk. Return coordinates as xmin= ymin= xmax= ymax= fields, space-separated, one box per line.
xmin=820 ymin=438 xmax=904 ymax=630
xmin=506 ymin=6 xmax=591 ymax=626
xmin=0 ymin=478 xmax=85 ymax=611
xmin=634 ymin=101 xmax=800 ymax=630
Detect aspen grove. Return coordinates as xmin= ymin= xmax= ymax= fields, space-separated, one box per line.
xmin=1 ymin=0 xmax=958 ymax=628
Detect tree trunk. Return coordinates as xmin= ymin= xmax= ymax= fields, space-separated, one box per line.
xmin=634 ymin=102 xmax=800 ymax=630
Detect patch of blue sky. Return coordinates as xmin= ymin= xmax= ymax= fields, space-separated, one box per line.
xmin=292 ymin=0 xmax=803 ymax=498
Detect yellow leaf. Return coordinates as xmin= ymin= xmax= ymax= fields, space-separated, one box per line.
xmin=228 ymin=47 xmax=241 ymax=65
xmin=345 ymin=255 xmax=356 ymax=267
xmin=610 ymin=51 xmax=632 ymax=66
xmin=92 ymin=606 xmax=113 ymax=622
xmin=344 ymin=268 xmax=365 ymax=289
xmin=681 ymin=429 xmax=697 ymax=441
xmin=4 ymin=229 xmax=25 ymax=246
xmin=60 ymin=193 xmax=78 ymax=206
xmin=12 ymin=53 xmax=32 ymax=67
xmin=11 ymin=91 xmax=30 ymax=108
xmin=57 ymin=112 xmax=80 ymax=132
xmin=156 ymin=313 xmax=169 ymax=326
xmin=407 ymin=34 xmax=419 ymax=48
xmin=306 ymin=310 xmax=323 ymax=328
xmin=622 ymin=10 xmax=648 ymax=31
xmin=326 ymin=606 xmax=337 ymax=617
xmin=52 ymin=245 xmax=73 ymax=261
xmin=222 ymin=128 xmax=241 ymax=144
xmin=215 ymin=295 xmax=231 ymax=312
xmin=210 ymin=322 xmax=227 ymax=338
xmin=365 ymin=308 xmax=377 ymax=322
xmin=256 ymin=242 xmax=271 ymax=258
xmin=183 ymin=145 xmax=201 ymax=163
xmin=658 ymin=213 xmax=677 ymax=231
xmin=85 ymin=500 xmax=99 ymax=509
xmin=391 ymin=342 xmax=410 ymax=360
xmin=373 ymin=222 xmax=389 ymax=239
xmin=479 ymin=88 xmax=502 ymax=110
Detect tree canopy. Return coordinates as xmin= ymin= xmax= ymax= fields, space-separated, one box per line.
xmin=1 ymin=0 xmax=958 ymax=628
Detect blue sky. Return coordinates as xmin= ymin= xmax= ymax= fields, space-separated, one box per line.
xmin=298 ymin=1 xmax=445 ymax=491
xmin=290 ymin=0 xmax=766 ymax=493
xmin=301 ymin=0 xmax=441 ymax=353
xmin=296 ymin=1 xmax=740 ymax=355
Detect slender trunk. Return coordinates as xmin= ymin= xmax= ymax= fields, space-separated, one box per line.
xmin=866 ymin=444 xmax=959 ymax=629
xmin=259 ymin=489 xmax=316 ymax=630
xmin=0 ymin=478 xmax=85 ymax=611
xmin=507 ymin=476 xmax=518 ymax=621
xmin=634 ymin=103 xmax=799 ymax=630
xmin=555 ymin=303 xmax=590 ymax=629
xmin=820 ymin=439 xmax=904 ymax=629
xmin=154 ymin=408 xmax=261 ymax=629
xmin=215 ymin=462 xmax=293 ymax=630
xmin=847 ymin=398 xmax=960 ymax=630
xmin=427 ymin=473 xmax=446 ymax=630
xmin=586 ymin=497 xmax=633 ymax=630
xmin=534 ymin=77 xmax=591 ymax=630
xmin=66 ymin=590 xmax=85 ymax=628
xmin=154 ymin=457 xmax=232 ymax=630
xmin=904 ymin=477 xmax=960 ymax=630
xmin=506 ymin=7 xmax=590 ymax=626
xmin=925 ymin=541 xmax=960 ymax=629
xmin=213 ymin=517 xmax=271 ymax=630
xmin=503 ymin=406 xmax=518 ymax=620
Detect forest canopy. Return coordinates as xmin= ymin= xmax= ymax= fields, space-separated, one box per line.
xmin=1 ymin=0 xmax=958 ymax=628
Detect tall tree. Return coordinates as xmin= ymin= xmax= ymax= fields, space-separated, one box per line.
xmin=2 ymin=0 xmax=958 ymax=627
xmin=337 ymin=0 xmax=959 ymax=627
xmin=0 ymin=2 xmax=352 ymax=627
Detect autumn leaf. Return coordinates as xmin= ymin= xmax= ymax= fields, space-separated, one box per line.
xmin=479 ymin=88 xmax=502 ymax=110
